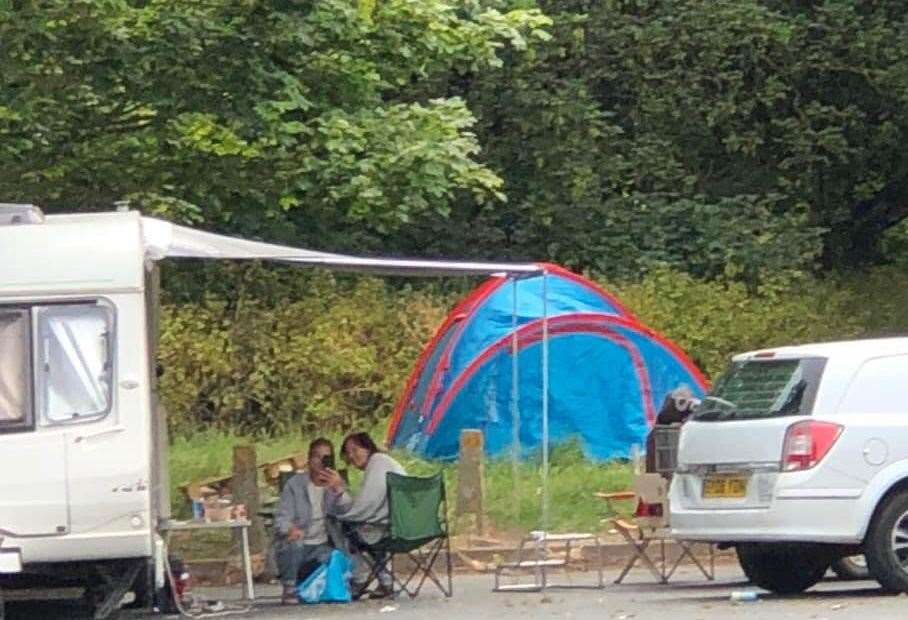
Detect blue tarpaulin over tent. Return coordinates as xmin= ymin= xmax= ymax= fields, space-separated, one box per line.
xmin=387 ymin=265 xmax=708 ymax=460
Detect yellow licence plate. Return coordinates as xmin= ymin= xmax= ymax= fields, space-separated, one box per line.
xmin=702 ymin=475 xmax=748 ymax=498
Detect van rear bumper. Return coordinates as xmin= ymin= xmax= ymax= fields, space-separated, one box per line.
xmin=670 ymin=496 xmax=865 ymax=544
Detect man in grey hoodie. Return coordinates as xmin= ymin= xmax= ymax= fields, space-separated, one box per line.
xmin=273 ymin=437 xmax=346 ymax=604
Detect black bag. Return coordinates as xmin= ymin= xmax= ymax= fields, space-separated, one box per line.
xmin=298 ymin=558 xmax=322 ymax=583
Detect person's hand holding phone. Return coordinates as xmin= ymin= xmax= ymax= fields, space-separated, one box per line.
xmin=318 ymin=468 xmax=345 ymax=492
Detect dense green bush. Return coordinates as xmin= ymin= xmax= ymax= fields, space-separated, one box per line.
xmin=158 ymin=269 xmax=449 ymax=436
xmin=609 ymin=268 xmax=866 ymax=379
xmin=158 ymin=265 xmax=908 ymax=435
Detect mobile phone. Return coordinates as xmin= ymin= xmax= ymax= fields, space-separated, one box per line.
xmin=321 ymin=454 xmax=335 ymax=470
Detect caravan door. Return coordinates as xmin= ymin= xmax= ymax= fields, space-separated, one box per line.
xmin=53 ymin=297 xmax=153 ymax=560
xmin=0 ymin=308 xmax=70 ymax=538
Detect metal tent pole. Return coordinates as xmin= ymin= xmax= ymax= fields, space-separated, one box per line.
xmin=511 ymin=276 xmax=521 ymax=522
xmin=541 ymin=269 xmax=550 ymax=532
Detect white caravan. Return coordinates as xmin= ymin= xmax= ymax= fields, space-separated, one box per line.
xmin=0 ymin=206 xmax=174 ymax=615
xmin=0 ymin=204 xmax=538 ymax=616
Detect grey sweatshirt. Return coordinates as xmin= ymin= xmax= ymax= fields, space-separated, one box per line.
xmin=335 ymin=452 xmax=407 ymax=524
xmin=274 ymin=471 xmax=346 ymax=538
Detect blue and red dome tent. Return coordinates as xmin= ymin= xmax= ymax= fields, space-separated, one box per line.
xmin=387 ymin=264 xmax=708 ymax=461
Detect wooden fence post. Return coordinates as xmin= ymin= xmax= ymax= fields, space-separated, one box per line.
xmin=456 ymin=429 xmax=485 ymax=536
xmin=232 ymin=446 xmax=265 ymax=557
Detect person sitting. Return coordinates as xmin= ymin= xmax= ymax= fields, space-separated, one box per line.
xmin=274 ymin=437 xmax=346 ymax=605
xmin=645 ymin=386 xmax=699 ymax=477
xmin=319 ymin=431 xmax=406 ymax=599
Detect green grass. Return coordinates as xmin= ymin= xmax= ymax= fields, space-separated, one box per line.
xmin=168 ymin=428 xmax=354 ymax=517
xmin=482 ymin=442 xmax=636 ymax=534
xmin=168 ymin=431 xmax=635 ymax=535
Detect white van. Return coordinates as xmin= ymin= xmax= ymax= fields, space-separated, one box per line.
xmin=670 ymin=338 xmax=908 ymax=593
xmin=0 ymin=206 xmax=175 ymax=615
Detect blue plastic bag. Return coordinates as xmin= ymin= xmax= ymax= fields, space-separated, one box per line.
xmin=297 ymin=550 xmax=352 ymax=604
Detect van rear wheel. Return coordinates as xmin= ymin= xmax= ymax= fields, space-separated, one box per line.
xmin=736 ymin=544 xmax=830 ymax=594
xmin=865 ymin=490 xmax=908 ymax=592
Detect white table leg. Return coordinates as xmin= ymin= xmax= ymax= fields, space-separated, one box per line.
xmin=241 ymin=525 xmax=255 ymax=601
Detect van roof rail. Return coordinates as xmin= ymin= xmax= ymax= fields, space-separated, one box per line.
xmin=0 ymin=203 xmax=44 ymax=225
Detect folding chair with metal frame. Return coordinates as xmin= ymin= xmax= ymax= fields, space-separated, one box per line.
xmin=600 ymin=473 xmax=714 ymax=584
xmin=348 ymin=472 xmax=453 ymax=600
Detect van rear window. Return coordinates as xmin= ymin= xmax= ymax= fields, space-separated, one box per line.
xmin=693 ymin=358 xmax=826 ymax=421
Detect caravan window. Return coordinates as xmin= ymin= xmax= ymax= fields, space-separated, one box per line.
xmin=0 ymin=309 xmax=32 ymax=430
xmin=36 ymin=304 xmax=114 ymax=424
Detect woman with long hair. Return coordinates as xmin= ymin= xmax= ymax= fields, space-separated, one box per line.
xmin=319 ymin=431 xmax=406 ymax=598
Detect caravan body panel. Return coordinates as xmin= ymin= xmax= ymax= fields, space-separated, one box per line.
xmin=0 ymin=434 xmax=68 ymax=536
xmin=0 ymin=211 xmax=145 ymax=297
xmin=0 ymin=211 xmax=155 ymax=566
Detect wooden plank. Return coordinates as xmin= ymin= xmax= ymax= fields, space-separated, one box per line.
xmin=613 ymin=519 xmax=639 ymax=531
xmin=178 ymin=450 xmax=308 ymax=499
xmin=595 ymin=491 xmax=636 ymax=501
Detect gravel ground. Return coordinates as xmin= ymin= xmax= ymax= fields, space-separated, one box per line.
xmin=5 ymin=563 xmax=908 ymax=620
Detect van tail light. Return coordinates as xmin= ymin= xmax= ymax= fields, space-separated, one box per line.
xmin=781 ymin=420 xmax=843 ymax=472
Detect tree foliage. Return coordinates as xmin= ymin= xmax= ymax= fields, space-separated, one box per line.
xmin=5 ymin=0 xmax=908 ymax=283
xmin=158 ymin=269 xmax=450 ymax=435
xmin=398 ymin=0 xmax=908 ymax=280
xmin=0 ymin=0 xmax=549 ymax=241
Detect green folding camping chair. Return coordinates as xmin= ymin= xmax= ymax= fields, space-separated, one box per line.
xmin=354 ymin=472 xmax=453 ymax=599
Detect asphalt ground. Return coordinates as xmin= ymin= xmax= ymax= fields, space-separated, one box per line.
xmin=6 ymin=563 xmax=908 ymax=620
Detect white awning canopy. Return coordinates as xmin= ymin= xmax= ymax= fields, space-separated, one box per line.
xmin=141 ymin=216 xmax=542 ymax=277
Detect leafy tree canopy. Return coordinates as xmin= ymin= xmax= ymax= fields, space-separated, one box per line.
xmin=4 ymin=0 xmax=908 ymax=284
xmin=407 ymin=0 xmax=908 ymax=280
xmin=0 ymin=0 xmax=549 ymax=243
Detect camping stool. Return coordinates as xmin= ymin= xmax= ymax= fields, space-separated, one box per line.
xmin=493 ymin=532 xmax=604 ymax=593
xmin=352 ymin=472 xmax=453 ymax=599
xmin=607 ymin=473 xmax=714 ymax=584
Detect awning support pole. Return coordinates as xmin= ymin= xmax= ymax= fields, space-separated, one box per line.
xmin=511 ymin=277 xmax=521 ymax=523
xmin=541 ymin=269 xmax=550 ymax=531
